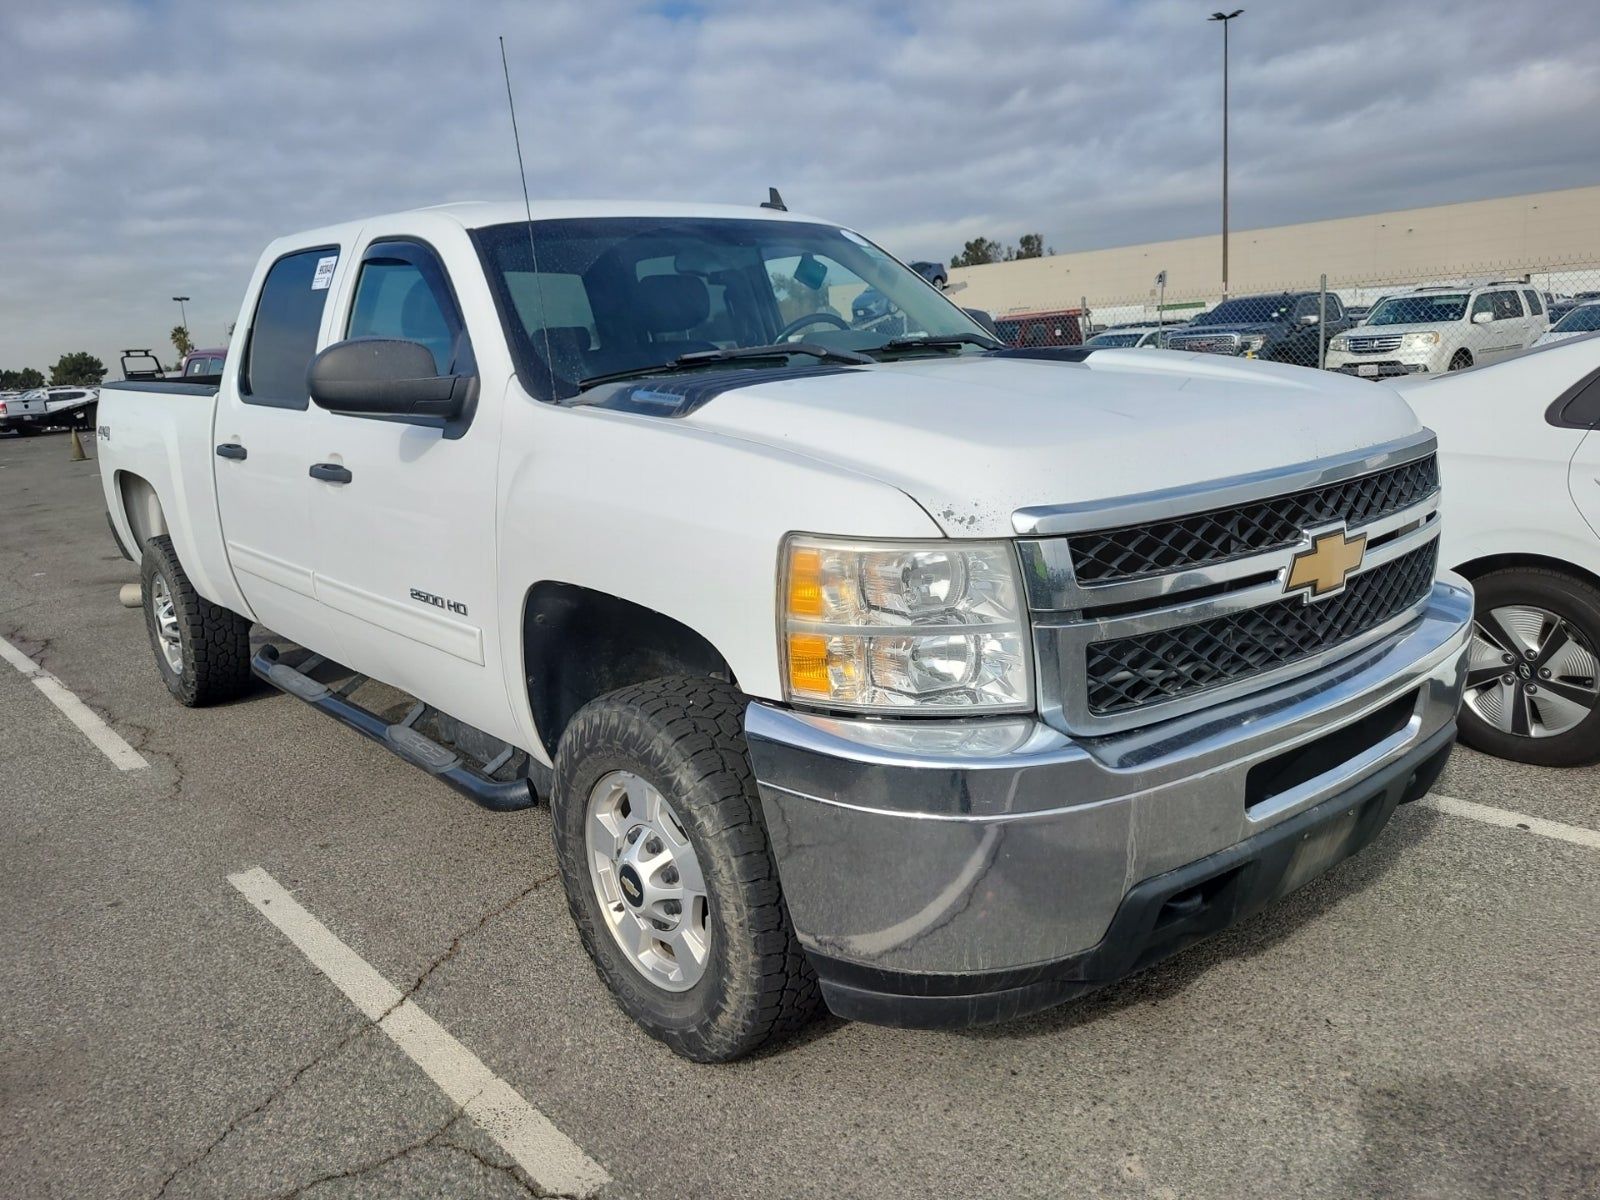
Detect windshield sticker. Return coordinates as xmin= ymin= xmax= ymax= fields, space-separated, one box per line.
xmin=311 ymin=256 xmax=338 ymax=290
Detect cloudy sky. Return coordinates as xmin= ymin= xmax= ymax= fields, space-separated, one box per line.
xmin=2 ymin=0 xmax=1597 ymax=375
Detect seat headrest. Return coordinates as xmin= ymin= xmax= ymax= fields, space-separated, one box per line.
xmin=637 ymin=274 xmax=710 ymax=334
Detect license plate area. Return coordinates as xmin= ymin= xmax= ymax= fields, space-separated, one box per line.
xmin=1357 ymin=363 xmax=1379 ymax=377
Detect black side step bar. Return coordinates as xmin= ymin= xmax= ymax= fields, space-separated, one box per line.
xmin=252 ymin=645 xmax=537 ymax=812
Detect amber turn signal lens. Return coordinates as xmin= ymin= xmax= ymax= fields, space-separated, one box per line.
xmin=787 ymin=547 xmax=825 ymax=619
xmin=786 ymin=632 xmax=831 ymax=695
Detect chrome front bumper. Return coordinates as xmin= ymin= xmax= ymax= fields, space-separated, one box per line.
xmin=745 ymin=577 xmax=1473 ymax=1022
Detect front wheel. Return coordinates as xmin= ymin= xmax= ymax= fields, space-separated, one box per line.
xmin=1459 ymin=567 xmax=1600 ymax=767
xmin=551 ymin=676 xmax=819 ymax=1061
xmin=1448 ymin=349 xmax=1473 ymax=371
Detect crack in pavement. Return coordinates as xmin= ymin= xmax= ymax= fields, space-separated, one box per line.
xmin=148 ymin=868 xmax=564 ymax=1200
xmin=271 ymin=1108 xmax=469 ymax=1199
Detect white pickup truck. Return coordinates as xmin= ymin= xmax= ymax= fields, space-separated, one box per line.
xmin=97 ymin=199 xmax=1472 ymax=1061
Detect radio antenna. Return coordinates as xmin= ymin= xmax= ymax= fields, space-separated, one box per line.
xmin=499 ymin=36 xmax=559 ymax=396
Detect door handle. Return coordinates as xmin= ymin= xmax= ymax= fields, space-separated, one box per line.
xmin=308 ymin=462 xmax=353 ymax=484
xmin=215 ymin=443 xmax=248 ymax=460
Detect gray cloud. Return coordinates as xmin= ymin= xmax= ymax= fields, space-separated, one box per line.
xmin=1 ymin=0 xmax=1597 ymax=373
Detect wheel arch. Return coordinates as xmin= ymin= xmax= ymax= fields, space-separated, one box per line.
xmin=115 ymin=471 xmax=169 ymax=548
xmin=521 ymin=581 xmax=737 ymax=758
xmin=1454 ymin=552 xmax=1600 ymax=593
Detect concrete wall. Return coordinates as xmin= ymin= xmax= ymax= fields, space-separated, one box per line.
xmin=950 ymin=184 xmax=1600 ymax=318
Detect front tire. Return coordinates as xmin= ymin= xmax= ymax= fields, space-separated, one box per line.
xmin=140 ymin=535 xmax=254 ymax=706
xmin=1448 ymin=349 xmax=1473 ymax=371
xmin=551 ymin=676 xmax=819 ymax=1061
xmin=1459 ymin=567 xmax=1600 ymax=767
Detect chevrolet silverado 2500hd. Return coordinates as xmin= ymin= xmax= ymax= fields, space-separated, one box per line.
xmin=97 ymin=200 xmax=1472 ymax=1061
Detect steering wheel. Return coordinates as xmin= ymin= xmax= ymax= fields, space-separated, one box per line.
xmin=774 ymin=311 xmax=852 ymax=341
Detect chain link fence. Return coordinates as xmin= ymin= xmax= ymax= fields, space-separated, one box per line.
xmin=986 ymin=259 xmax=1600 ymax=376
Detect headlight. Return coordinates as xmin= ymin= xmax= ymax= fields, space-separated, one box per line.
xmin=1401 ymin=331 xmax=1441 ymax=349
xmin=1328 ymin=334 xmax=1350 ymax=352
xmin=1241 ymin=335 xmax=1267 ymax=352
xmin=780 ymin=536 xmax=1032 ymax=713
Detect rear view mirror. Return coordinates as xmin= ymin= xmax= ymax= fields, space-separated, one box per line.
xmin=308 ymin=338 xmax=472 ymax=420
xmin=1299 ymin=313 xmax=1320 ymax=325
xmin=1472 ymin=310 xmax=1494 ymax=325
xmin=964 ymin=308 xmax=999 ymax=336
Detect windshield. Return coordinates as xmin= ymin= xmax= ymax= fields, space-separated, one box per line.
xmin=1367 ymin=293 xmax=1469 ymax=325
xmin=1084 ymin=332 xmax=1144 ymax=348
xmin=1552 ymin=304 xmax=1600 ymax=334
xmin=1195 ymin=296 xmax=1295 ymax=325
xmin=472 ymin=217 xmax=993 ymax=400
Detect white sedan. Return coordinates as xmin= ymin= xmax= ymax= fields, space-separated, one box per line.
xmin=1395 ymin=333 xmax=1600 ymax=765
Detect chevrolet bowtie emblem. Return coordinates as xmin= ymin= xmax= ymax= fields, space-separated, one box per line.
xmin=1284 ymin=524 xmax=1367 ymax=601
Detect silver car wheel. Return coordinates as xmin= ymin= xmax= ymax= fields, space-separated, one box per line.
xmin=584 ymin=770 xmax=710 ymax=993
xmin=1464 ymin=603 xmax=1599 ymax=738
xmin=150 ymin=574 xmax=184 ymax=675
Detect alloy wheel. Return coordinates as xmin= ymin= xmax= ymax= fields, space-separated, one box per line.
xmin=1464 ymin=604 xmax=1599 ymax=738
xmin=150 ymin=574 xmax=184 ymax=674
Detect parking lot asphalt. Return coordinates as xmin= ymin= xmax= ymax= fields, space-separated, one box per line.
xmin=2 ymin=430 xmax=1597 ymax=1200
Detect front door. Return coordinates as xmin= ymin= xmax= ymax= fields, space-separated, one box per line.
xmin=302 ymin=233 xmax=514 ymax=743
xmin=213 ymin=242 xmax=348 ymax=641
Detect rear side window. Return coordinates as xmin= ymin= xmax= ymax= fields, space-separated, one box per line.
xmin=1524 ymin=289 xmax=1543 ymax=316
xmin=184 ymin=358 xmax=209 ymax=377
xmin=1491 ymin=290 xmax=1523 ymax=319
xmin=242 ymin=247 xmax=337 ymax=409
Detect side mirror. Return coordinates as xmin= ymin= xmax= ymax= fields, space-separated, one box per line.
xmin=308 ymin=338 xmax=472 ymax=419
xmin=1471 ymin=310 xmax=1494 ymax=325
xmin=964 ymin=307 xmax=999 ymax=336
xmin=1299 ymin=312 xmax=1320 ymax=325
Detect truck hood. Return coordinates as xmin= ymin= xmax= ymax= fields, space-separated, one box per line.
xmin=679 ymin=351 xmax=1422 ymax=537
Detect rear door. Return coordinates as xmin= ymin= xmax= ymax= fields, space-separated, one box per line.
xmin=302 ymin=233 xmax=514 ymax=742
xmin=213 ymin=242 xmax=347 ymax=641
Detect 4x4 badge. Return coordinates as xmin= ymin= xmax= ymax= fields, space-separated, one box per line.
xmin=1284 ymin=524 xmax=1367 ymax=602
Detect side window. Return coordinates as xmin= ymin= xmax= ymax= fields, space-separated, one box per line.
xmin=242 ymin=247 xmax=338 ymax=409
xmin=1325 ymin=293 xmax=1345 ymax=320
xmin=185 ymin=358 xmax=208 ymax=377
xmin=209 ymin=357 xmax=227 ymax=374
xmin=1470 ymin=293 xmax=1494 ymax=320
xmin=1492 ymin=290 xmax=1523 ymax=320
xmin=1523 ymin=289 xmax=1543 ymax=316
xmin=347 ymin=252 xmax=460 ymax=374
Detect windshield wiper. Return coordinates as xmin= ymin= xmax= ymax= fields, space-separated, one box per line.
xmin=872 ymin=333 xmax=1003 ymax=355
xmin=578 ymin=342 xmax=873 ymax=391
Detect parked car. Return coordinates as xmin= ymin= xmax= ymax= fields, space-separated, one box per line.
xmin=0 ymin=385 xmax=99 ymax=435
xmin=1326 ymin=282 xmax=1549 ymax=378
xmin=909 ymin=260 xmax=948 ymax=289
xmin=1345 ymin=304 xmax=1371 ymax=324
xmin=179 ymin=347 xmax=228 ymax=378
xmin=1082 ymin=325 xmax=1170 ymax=349
xmin=1535 ymin=302 xmax=1600 ymax=347
xmin=1395 ymin=333 xmax=1600 ymax=766
xmin=97 ymin=198 xmax=1470 ymax=1060
xmin=1163 ymin=291 xmax=1353 ymax=365
xmin=992 ymin=306 xmax=1088 ymax=347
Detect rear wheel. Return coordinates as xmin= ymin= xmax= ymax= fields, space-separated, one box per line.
xmin=1459 ymin=567 xmax=1600 ymax=767
xmin=140 ymin=535 xmax=254 ymax=706
xmin=551 ymin=676 xmax=819 ymax=1061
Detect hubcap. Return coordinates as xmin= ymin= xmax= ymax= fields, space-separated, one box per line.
xmin=150 ymin=575 xmax=183 ymax=674
xmin=1465 ymin=604 xmax=1598 ymax=738
xmin=584 ymin=771 xmax=710 ymax=992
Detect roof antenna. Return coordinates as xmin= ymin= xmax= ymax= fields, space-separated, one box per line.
xmin=760 ymin=187 xmax=787 ymax=212
xmin=499 ymin=36 xmax=559 ymax=396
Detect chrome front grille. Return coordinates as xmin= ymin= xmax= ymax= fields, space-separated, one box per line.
xmin=1066 ymin=454 xmax=1438 ymax=584
xmin=1166 ymin=332 xmax=1240 ymax=354
xmin=1016 ymin=434 xmax=1443 ymax=735
xmin=1084 ymin=540 xmax=1438 ymax=714
xmin=1346 ymin=334 xmax=1404 ymax=354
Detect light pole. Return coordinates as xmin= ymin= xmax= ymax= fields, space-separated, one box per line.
xmin=172 ymin=295 xmax=191 ymax=336
xmin=1209 ymin=9 xmax=1243 ymax=299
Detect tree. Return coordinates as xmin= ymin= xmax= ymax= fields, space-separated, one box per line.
xmin=1010 ymin=233 xmax=1050 ymax=260
xmin=49 ymin=352 xmax=107 ymax=386
xmin=171 ymin=325 xmax=194 ymax=361
xmin=0 ymin=367 xmax=44 ymax=389
xmin=951 ymin=237 xmax=1004 ymax=268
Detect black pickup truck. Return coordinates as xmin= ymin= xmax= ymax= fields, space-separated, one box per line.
xmin=1164 ymin=291 xmax=1353 ymax=367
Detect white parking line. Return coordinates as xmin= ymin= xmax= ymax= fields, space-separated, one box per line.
xmin=228 ymin=867 xmax=610 ymax=1198
xmin=1423 ymin=792 xmax=1600 ymax=851
xmin=0 ymin=633 xmax=147 ymax=770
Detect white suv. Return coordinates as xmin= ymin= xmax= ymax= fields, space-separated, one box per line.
xmin=1327 ymin=282 xmax=1549 ymax=379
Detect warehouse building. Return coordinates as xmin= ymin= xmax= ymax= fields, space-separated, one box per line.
xmin=949 ymin=183 xmax=1600 ymax=319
